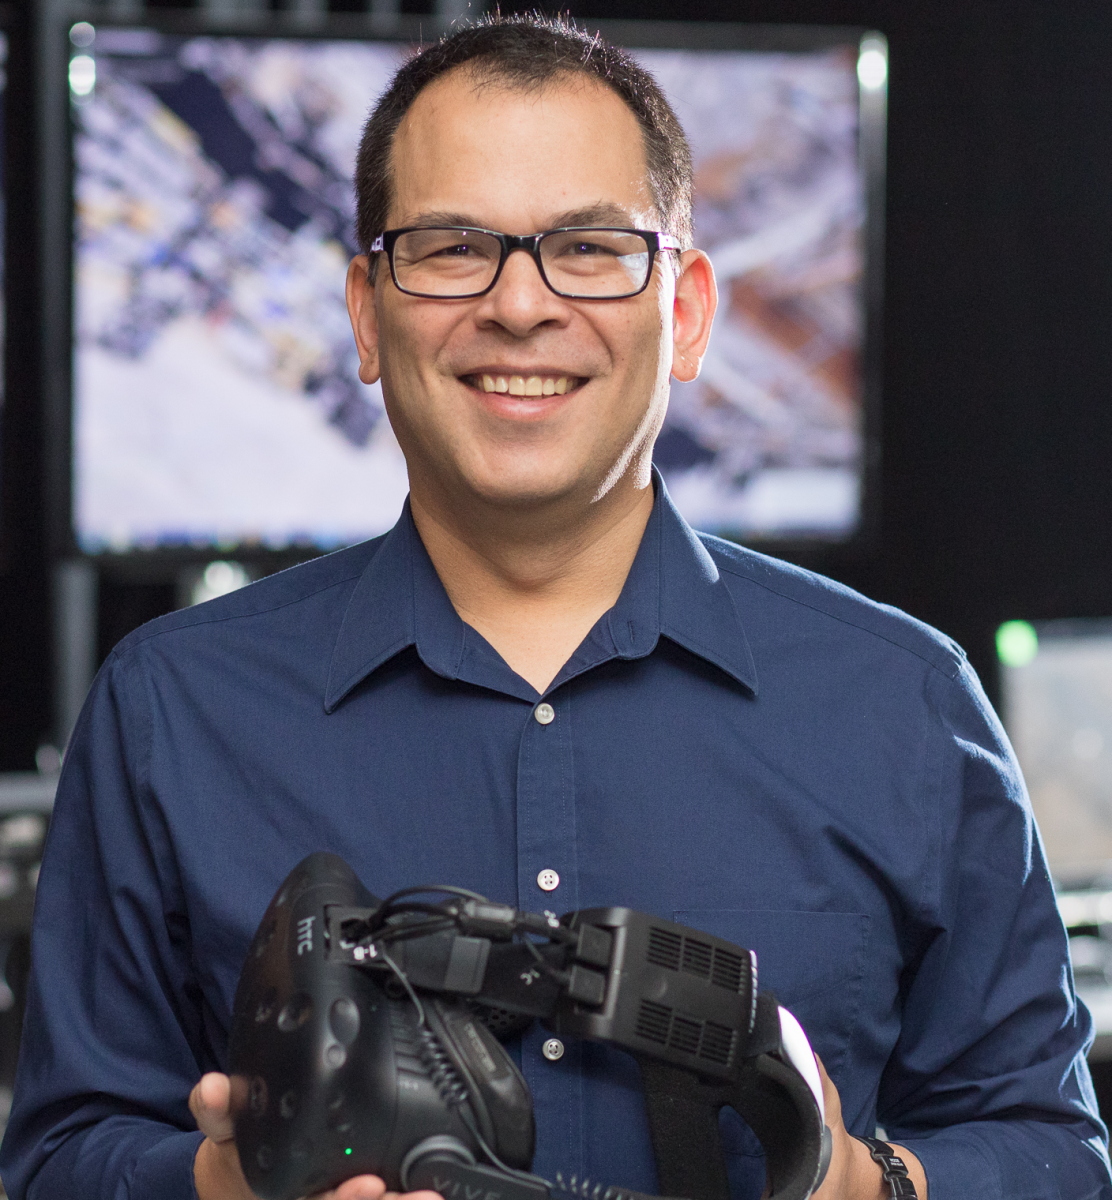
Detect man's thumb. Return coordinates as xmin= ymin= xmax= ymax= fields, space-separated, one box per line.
xmin=190 ymin=1072 xmax=237 ymax=1143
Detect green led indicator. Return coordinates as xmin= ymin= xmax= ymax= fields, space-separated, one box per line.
xmin=997 ymin=620 xmax=1038 ymax=667
xmin=345 ymin=1148 xmax=353 ymax=1156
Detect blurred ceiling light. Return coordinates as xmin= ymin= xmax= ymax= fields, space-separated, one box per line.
xmin=191 ymin=561 xmax=251 ymax=607
xmin=857 ymin=37 xmax=888 ymax=92
xmin=69 ymin=22 xmax=96 ymax=48
xmin=69 ymin=54 xmax=96 ymax=98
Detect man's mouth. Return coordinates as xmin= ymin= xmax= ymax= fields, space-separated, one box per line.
xmin=461 ymin=373 xmax=583 ymax=397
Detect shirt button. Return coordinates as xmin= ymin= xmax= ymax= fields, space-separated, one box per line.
xmin=542 ymin=1038 xmax=565 ymax=1062
xmin=534 ymin=703 xmax=555 ymax=725
xmin=537 ymin=869 xmax=560 ymax=892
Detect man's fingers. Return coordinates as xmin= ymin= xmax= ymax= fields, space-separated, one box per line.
xmin=187 ymin=1084 xmax=444 ymax=1200
xmin=189 ymin=1072 xmax=236 ymax=1143
xmin=812 ymin=1053 xmax=843 ymax=1129
xmin=814 ymin=1052 xmax=830 ymax=1084
xmin=312 ymin=1177 xmax=386 ymax=1200
xmin=311 ymin=1177 xmax=442 ymax=1200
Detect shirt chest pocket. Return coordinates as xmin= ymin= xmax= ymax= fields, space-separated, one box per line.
xmin=672 ymin=908 xmax=871 ymax=1078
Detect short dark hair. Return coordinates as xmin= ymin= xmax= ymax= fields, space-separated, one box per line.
xmin=353 ymin=12 xmax=693 ymax=259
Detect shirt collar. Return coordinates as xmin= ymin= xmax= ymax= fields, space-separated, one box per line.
xmin=324 ymin=473 xmax=757 ymax=712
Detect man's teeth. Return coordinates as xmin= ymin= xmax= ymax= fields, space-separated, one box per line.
xmin=479 ymin=374 xmax=574 ymax=396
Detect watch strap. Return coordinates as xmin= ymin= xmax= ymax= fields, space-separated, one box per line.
xmin=857 ymin=1136 xmax=918 ymax=1199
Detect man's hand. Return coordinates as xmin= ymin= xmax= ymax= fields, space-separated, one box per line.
xmin=190 ymin=1072 xmax=443 ymax=1200
xmin=811 ymin=1058 xmax=927 ymax=1200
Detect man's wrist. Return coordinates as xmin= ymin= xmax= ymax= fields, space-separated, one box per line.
xmin=855 ymin=1137 xmax=918 ymax=1199
xmin=839 ymin=1133 xmax=889 ymax=1200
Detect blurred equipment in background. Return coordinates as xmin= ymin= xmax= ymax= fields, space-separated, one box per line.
xmin=1001 ymin=618 xmax=1112 ymax=887
xmin=1001 ymin=619 xmax=1112 ymax=1065
xmin=0 ymin=775 xmax=55 ymax=1153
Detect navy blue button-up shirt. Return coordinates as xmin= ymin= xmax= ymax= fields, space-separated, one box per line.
xmin=2 ymin=482 xmax=1108 ymax=1200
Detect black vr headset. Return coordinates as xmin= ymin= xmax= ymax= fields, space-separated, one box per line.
xmin=229 ymin=853 xmax=832 ymax=1200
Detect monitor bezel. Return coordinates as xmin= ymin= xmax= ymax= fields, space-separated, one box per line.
xmin=0 ymin=7 xmax=18 ymax=575
xmin=45 ymin=9 xmax=886 ymax=577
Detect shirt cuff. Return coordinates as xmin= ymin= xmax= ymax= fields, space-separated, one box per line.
xmin=895 ymin=1130 xmax=1000 ymax=1200
xmin=132 ymin=1129 xmax=205 ymax=1200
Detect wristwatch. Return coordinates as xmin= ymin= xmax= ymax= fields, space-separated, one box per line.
xmin=857 ymin=1136 xmax=918 ymax=1199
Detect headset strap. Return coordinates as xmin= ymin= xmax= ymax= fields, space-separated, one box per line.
xmin=638 ymin=1058 xmax=732 ymax=1200
xmin=637 ymin=1051 xmax=828 ymax=1200
xmin=857 ymin=1137 xmax=918 ymax=1199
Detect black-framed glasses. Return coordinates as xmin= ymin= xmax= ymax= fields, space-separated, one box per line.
xmin=370 ymin=226 xmax=683 ymax=300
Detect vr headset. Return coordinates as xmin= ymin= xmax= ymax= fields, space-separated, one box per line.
xmin=229 ymin=853 xmax=832 ymax=1200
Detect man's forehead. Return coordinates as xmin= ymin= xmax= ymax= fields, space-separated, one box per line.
xmin=388 ymin=70 xmax=655 ymax=229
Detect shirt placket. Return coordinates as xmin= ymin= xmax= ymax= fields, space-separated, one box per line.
xmin=515 ymin=686 xmax=584 ymax=1184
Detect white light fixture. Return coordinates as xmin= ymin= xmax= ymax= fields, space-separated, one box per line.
xmin=191 ymin=561 xmax=251 ymax=607
xmin=69 ymin=54 xmax=96 ymax=98
xmin=69 ymin=22 xmax=96 ymax=49
xmin=857 ymin=35 xmax=888 ymax=93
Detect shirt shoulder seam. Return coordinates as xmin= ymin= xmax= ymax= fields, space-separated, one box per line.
xmin=712 ymin=557 xmax=963 ymax=681
xmin=109 ymin=565 xmax=367 ymax=664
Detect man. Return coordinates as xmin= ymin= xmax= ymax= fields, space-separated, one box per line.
xmin=1 ymin=14 xmax=1107 ymax=1200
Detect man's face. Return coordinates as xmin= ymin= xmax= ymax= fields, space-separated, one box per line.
xmin=349 ymin=69 xmax=708 ymax=516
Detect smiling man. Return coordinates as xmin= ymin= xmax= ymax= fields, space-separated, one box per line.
xmin=2 ymin=14 xmax=1108 ymax=1200
xmin=345 ymin=67 xmax=702 ymax=700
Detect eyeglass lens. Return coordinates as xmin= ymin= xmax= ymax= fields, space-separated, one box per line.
xmin=391 ymin=228 xmax=653 ymax=298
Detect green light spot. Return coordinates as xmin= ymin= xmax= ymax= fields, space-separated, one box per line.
xmin=997 ymin=620 xmax=1038 ymax=667
xmin=345 ymin=1148 xmax=353 ymax=1156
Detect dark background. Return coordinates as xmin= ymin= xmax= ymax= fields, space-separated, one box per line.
xmin=4 ymin=0 xmax=1112 ymax=766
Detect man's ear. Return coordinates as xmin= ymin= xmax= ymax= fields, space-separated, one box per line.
xmin=670 ymin=250 xmax=717 ymax=384
xmin=346 ymin=255 xmax=381 ymax=385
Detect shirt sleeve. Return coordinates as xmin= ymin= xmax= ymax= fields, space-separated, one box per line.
xmin=0 ymin=648 xmax=212 ymax=1200
xmin=876 ymin=659 xmax=1112 ymax=1200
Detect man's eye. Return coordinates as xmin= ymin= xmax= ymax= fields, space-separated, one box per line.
xmin=565 ymin=240 xmax=613 ymax=257
xmin=417 ymin=242 xmax=472 ymax=260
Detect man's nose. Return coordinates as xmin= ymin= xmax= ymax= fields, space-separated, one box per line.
xmin=478 ymin=246 xmax=565 ymax=332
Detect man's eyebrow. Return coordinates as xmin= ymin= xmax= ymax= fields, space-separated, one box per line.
xmin=396 ymin=203 xmax=642 ymax=232
xmin=547 ymin=203 xmax=639 ymax=228
xmin=395 ymin=211 xmax=487 ymax=229
xmin=399 ymin=211 xmax=483 ymax=229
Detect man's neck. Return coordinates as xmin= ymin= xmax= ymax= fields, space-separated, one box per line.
xmin=409 ymin=480 xmax=655 ymax=695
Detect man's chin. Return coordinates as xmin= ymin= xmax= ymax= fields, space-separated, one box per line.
xmin=446 ymin=463 xmax=594 ymax=514
xmin=466 ymin=478 xmax=581 ymax=512
xmin=412 ymin=449 xmax=646 ymax=521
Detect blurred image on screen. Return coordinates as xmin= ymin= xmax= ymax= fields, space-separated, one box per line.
xmin=73 ymin=30 xmax=868 ymax=554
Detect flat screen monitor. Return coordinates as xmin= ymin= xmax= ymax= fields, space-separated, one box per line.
xmin=1001 ymin=619 xmax=1112 ymax=887
xmin=69 ymin=20 xmax=884 ymax=556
